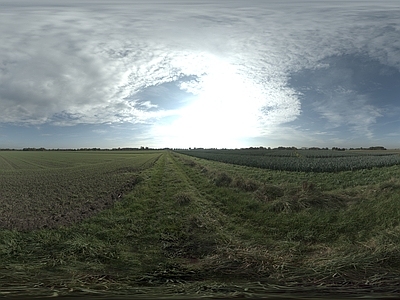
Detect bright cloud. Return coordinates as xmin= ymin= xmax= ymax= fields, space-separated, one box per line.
xmin=0 ymin=0 xmax=399 ymax=148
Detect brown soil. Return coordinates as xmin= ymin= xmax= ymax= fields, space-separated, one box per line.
xmin=0 ymin=176 xmax=142 ymax=231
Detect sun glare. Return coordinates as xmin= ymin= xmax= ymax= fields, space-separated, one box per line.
xmin=155 ymin=56 xmax=264 ymax=148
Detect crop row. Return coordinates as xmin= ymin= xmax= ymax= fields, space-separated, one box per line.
xmin=185 ymin=148 xmax=395 ymax=158
xmin=177 ymin=150 xmax=400 ymax=172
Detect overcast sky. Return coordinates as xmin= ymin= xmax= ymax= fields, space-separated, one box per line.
xmin=1 ymin=0 xmax=399 ymax=149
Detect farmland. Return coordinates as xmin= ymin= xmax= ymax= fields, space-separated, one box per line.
xmin=1 ymin=150 xmax=400 ymax=298
xmin=177 ymin=148 xmax=400 ymax=172
xmin=0 ymin=151 xmax=162 ymax=230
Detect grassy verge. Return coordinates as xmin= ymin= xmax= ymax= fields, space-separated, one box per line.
xmin=170 ymin=152 xmax=400 ymax=290
xmin=1 ymin=151 xmax=400 ymax=298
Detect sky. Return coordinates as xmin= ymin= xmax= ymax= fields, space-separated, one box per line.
xmin=0 ymin=0 xmax=400 ymax=149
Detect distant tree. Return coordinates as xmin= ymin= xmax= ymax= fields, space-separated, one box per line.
xmin=22 ymin=147 xmax=46 ymax=151
xmin=368 ymin=146 xmax=386 ymax=150
xmin=332 ymin=147 xmax=345 ymax=151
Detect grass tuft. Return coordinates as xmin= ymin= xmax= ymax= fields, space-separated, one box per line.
xmin=175 ymin=191 xmax=193 ymax=206
xmin=253 ymin=184 xmax=284 ymax=202
xmin=378 ymin=177 xmax=400 ymax=191
xmin=231 ymin=176 xmax=259 ymax=192
xmin=212 ymin=172 xmax=232 ymax=187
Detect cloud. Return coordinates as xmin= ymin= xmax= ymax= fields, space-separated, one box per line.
xmin=313 ymin=93 xmax=382 ymax=138
xmin=288 ymin=52 xmax=400 ymax=142
xmin=0 ymin=0 xmax=399 ymax=147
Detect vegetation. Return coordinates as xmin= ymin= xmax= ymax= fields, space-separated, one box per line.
xmin=177 ymin=148 xmax=400 ymax=172
xmin=1 ymin=150 xmax=400 ymax=298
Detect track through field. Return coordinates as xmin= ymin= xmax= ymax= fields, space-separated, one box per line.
xmin=2 ymin=151 xmax=400 ymax=298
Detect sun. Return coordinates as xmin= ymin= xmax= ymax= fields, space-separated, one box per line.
xmin=154 ymin=57 xmax=264 ymax=148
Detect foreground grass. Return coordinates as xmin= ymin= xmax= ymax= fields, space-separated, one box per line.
xmin=1 ymin=151 xmax=400 ymax=297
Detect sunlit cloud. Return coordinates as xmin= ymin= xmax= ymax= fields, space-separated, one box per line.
xmin=0 ymin=0 xmax=399 ymax=148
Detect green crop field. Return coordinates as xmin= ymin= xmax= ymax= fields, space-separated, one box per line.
xmin=176 ymin=148 xmax=400 ymax=172
xmin=1 ymin=150 xmax=400 ymax=298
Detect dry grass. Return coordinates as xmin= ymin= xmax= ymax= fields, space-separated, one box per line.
xmin=253 ymin=184 xmax=285 ymax=202
xmin=212 ymin=172 xmax=233 ymax=187
xmin=231 ymin=176 xmax=259 ymax=192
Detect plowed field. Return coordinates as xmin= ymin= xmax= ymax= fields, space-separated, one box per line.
xmin=0 ymin=151 xmax=162 ymax=230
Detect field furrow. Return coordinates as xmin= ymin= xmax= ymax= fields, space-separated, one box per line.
xmin=0 ymin=154 xmax=19 ymax=170
xmin=0 ymin=151 xmax=162 ymax=230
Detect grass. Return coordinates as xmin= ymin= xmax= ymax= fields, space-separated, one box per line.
xmin=169 ymin=153 xmax=400 ymax=287
xmin=1 ymin=150 xmax=400 ymax=297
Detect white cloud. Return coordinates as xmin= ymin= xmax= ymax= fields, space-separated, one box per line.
xmin=0 ymin=0 xmax=399 ymax=147
xmin=312 ymin=92 xmax=382 ymax=138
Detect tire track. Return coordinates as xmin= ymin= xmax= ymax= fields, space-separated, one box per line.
xmin=167 ymin=152 xmax=275 ymax=278
xmin=167 ymin=152 xmax=240 ymax=243
xmin=0 ymin=154 xmax=18 ymax=170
